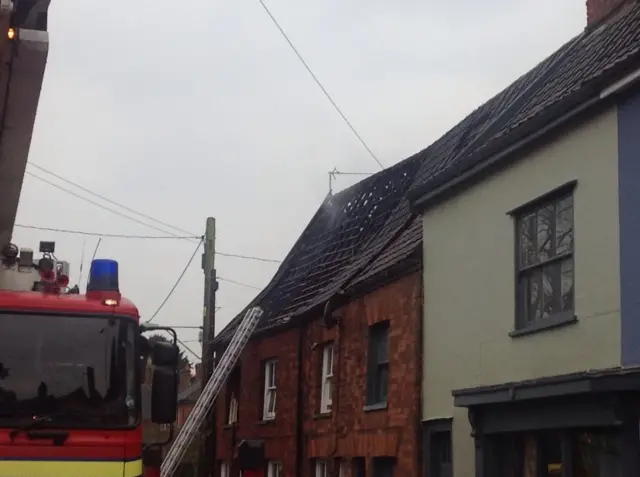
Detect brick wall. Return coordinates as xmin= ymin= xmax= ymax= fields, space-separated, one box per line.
xmin=215 ymin=327 xmax=300 ymax=476
xmin=303 ymin=272 xmax=421 ymax=477
xmin=215 ymin=271 xmax=422 ymax=477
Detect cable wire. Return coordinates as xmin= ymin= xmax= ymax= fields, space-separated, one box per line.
xmin=25 ymin=170 xmax=282 ymax=263
xmin=177 ymin=338 xmax=201 ymax=360
xmin=216 ymin=251 xmax=280 ymax=263
xmin=28 ymin=162 xmax=196 ymax=236
xmin=25 ymin=171 xmax=190 ymax=238
xmin=256 ymin=0 xmax=384 ymax=170
xmin=14 ymin=224 xmax=200 ymax=240
xmin=218 ymin=277 xmax=262 ymax=290
xmin=147 ymin=238 xmax=204 ymax=323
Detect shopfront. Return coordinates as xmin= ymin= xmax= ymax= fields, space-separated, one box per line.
xmin=453 ymin=367 xmax=640 ymax=476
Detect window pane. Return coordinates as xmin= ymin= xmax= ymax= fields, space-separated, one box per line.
xmin=323 ymin=346 xmax=333 ymax=377
xmin=376 ymin=329 xmax=389 ymax=363
xmin=525 ymin=269 xmax=542 ymax=322
xmin=377 ymin=364 xmax=388 ymax=403
xmin=267 ymin=390 xmax=276 ymax=413
xmin=519 ymin=213 xmax=536 ymax=268
xmin=561 ymin=258 xmax=574 ymax=312
xmin=542 ymin=262 xmax=562 ymax=317
xmin=268 ymin=361 xmax=276 ymax=387
xmin=536 ymin=204 xmax=554 ymax=262
xmin=325 ymin=377 xmax=332 ymax=402
xmin=573 ymin=432 xmax=623 ymax=477
xmin=555 ymin=196 xmax=573 ymax=255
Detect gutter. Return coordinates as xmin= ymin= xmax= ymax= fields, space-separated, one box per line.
xmin=410 ymin=64 xmax=640 ymax=213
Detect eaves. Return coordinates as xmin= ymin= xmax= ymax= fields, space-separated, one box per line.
xmin=212 ymin=252 xmax=421 ymax=350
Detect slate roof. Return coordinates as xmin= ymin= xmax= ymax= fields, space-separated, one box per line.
xmin=215 ymin=154 xmax=424 ymax=343
xmin=215 ymin=3 xmax=640 ymax=344
xmin=409 ymin=2 xmax=640 ymax=202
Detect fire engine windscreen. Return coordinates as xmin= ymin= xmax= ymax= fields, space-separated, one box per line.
xmin=0 ymin=314 xmax=137 ymax=427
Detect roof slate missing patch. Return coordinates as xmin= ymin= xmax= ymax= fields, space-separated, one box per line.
xmin=215 ymin=3 xmax=640 ymax=345
xmin=215 ymin=154 xmax=423 ymax=343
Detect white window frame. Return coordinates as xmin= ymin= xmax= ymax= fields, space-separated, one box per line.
xmin=315 ymin=459 xmax=328 ymax=477
xmin=267 ymin=461 xmax=282 ymax=477
xmin=320 ymin=343 xmax=334 ymax=413
xmin=262 ymin=359 xmax=277 ymax=420
xmin=228 ymin=393 xmax=238 ymax=424
xmin=220 ymin=462 xmax=230 ymax=477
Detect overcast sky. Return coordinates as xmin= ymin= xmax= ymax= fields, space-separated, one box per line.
xmin=13 ymin=0 xmax=585 ymax=363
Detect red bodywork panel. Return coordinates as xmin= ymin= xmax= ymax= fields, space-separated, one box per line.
xmin=0 ymin=290 xmax=140 ymax=320
xmin=0 ymin=290 xmax=146 ymax=475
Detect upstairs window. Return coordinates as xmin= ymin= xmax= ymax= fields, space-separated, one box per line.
xmin=228 ymin=393 xmax=238 ymax=424
xmin=227 ymin=367 xmax=240 ymax=424
xmin=262 ymin=359 xmax=277 ymax=420
xmin=320 ymin=343 xmax=334 ymax=413
xmin=514 ymin=185 xmax=575 ymax=333
xmin=366 ymin=321 xmax=389 ymax=407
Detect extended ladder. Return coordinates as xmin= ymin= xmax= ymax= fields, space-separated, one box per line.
xmin=161 ymin=306 xmax=264 ymax=477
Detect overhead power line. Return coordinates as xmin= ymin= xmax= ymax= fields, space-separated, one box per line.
xmin=218 ymin=277 xmax=262 ymax=290
xmin=28 ymin=162 xmax=196 ymax=236
xmin=178 ymin=338 xmax=201 ymax=360
xmin=256 ymin=0 xmax=384 ymax=170
xmin=147 ymin=238 xmax=204 ymax=323
xmin=25 ymin=168 xmax=283 ymax=264
xmin=217 ymin=251 xmax=280 ymax=263
xmin=25 ymin=171 xmax=188 ymax=238
xmin=14 ymin=224 xmax=199 ymax=240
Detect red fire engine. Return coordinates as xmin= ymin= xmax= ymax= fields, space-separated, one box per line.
xmin=0 ymin=241 xmax=180 ymax=477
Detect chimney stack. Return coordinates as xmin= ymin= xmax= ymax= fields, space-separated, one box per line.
xmin=586 ymin=0 xmax=633 ymax=27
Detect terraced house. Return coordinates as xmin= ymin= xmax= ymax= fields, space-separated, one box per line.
xmin=407 ymin=1 xmax=640 ymax=476
xmin=213 ymin=158 xmax=424 ymax=477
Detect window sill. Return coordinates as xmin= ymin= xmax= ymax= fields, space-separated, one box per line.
xmin=313 ymin=412 xmax=331 ymax=420
xmin=509 ymin=312 xmax=577 ymax=338
xmin=256 ymin=418 xmax=276 ymax=426
xmin=223 ymin=424 xmax=234 ymax=430
xmin=363 ymin=402 xmax=388 ymax=413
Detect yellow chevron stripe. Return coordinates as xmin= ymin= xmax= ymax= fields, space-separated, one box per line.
xmin=0 ymin=458 xmax=142 ymax=477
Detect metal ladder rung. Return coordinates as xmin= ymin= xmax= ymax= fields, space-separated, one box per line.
xmin=160 ymin=307 xmax=263 ymax=477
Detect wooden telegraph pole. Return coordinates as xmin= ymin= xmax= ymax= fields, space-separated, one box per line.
xmin=197 ymin=217 xmax=217 ymax=477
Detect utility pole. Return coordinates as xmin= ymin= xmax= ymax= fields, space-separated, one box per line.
xmin=197 ymin=217 xmax=218 ymax=477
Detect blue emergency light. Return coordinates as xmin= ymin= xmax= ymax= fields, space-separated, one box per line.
xmin=87 ymin=259 xmax=119 ymax=292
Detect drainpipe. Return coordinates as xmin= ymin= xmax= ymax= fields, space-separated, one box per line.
xmin=295 ymin=323 xmax=305 ymax=477
xmin=325 ymin=298 xmax=343 ymax=460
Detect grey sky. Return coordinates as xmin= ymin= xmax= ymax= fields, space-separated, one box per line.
xmin=13 ymin=0 xmax=585 ymax=362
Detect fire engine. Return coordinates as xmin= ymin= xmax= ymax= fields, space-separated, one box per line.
xmin=0 ymin=240 xmax=180 ymax=477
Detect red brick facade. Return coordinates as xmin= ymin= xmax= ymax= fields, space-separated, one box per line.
xmin=215 ymin=272 xmax=422 ymax=477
